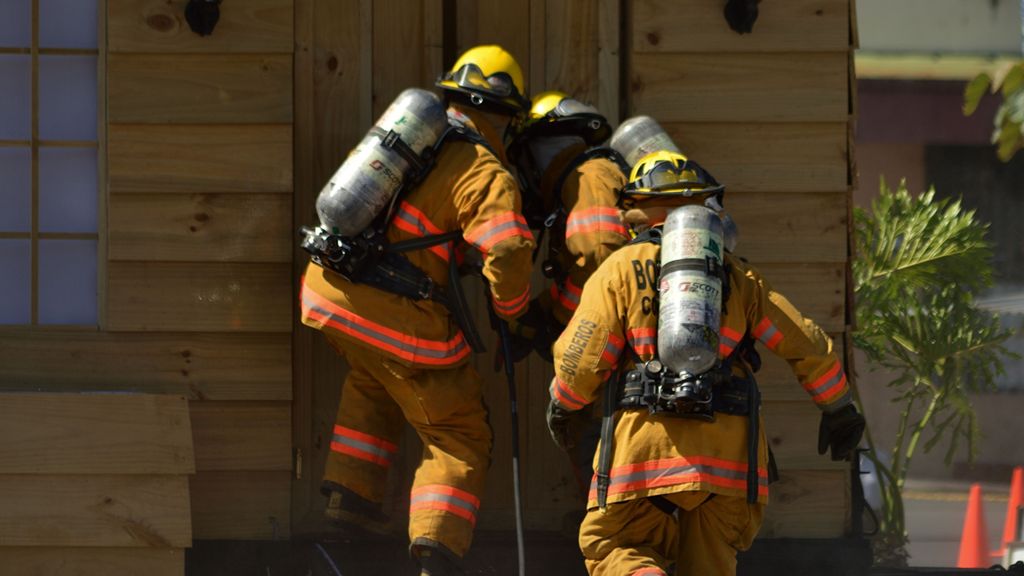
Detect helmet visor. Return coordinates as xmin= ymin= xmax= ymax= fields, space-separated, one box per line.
xmin=631 ymin=161 xmax=723 ymax=196
xmin=551 ymin=98 xmax=600 ymax=119
xmin=445 ymin=63 xmax=518 ymax=99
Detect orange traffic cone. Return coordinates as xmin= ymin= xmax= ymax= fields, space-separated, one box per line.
xmin=997 ymin=466 xmax=1024 ymax=558
xmin=958 ymin=483 xmax=991 ymax=568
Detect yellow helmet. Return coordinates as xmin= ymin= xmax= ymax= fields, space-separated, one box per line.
xmin=621 ymin=150 xmax=724 ymax=203
xmin=436 ymin=45 xmax=529 ymax=113
xmin=506 ymin=90 xmax=611 ymax=156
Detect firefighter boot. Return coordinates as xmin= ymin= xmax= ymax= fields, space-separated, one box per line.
xmin=323 ymin=483 xmax=393 ymax=538
xmin=412 ymin=539 xmax=464 ymax=576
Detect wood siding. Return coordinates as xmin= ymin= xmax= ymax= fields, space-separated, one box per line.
xmin=0 ymin=393 xmax=193 ymax=574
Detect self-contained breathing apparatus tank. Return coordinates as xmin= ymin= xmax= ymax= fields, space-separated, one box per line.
xmin=658 ymin=204 xmax=724 ymax=375
xmin=609 ymin=116 xmax=681 ymax=168
xmin=315 ymin=88 xmax=449 ymax=237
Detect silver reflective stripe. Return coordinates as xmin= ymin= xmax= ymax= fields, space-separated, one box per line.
xmin=332 ymin=433 xmax=393 ymax=462
xmin=410 ymin=492 xmax=478 ymax=515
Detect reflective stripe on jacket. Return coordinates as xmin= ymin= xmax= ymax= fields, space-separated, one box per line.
xmin=546 ymin=156 xmax=629 ymax=326
xmin=550 ymin=233 xmax=852 ymax=507
xmin=301 ymin=106 xmax=535 ymax=368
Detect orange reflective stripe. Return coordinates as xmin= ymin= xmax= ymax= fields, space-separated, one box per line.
xmin=628 ymin=327 xmax=657 ymax=357
xmin=752 ymin=317 xmax=783 ymax=350
xmin=631 ymin=569 xmax=667 ymax=576
xmin=553 ymin=278 xmax=583 ymax=312
xmin=409 ymin=484 xmax=479 ymax=525
xmin=301 ymin=282 xmax=471 ymax=366
xmin=393 ymin=201 xmax=451 ymax=261
xmin=719 ymin=326 xmax=742 ymax=358
xmin=805 ymin=361 xmax=849 ymax=404
xmin=565 ymin=207 xmax=628 ymax=239
xmin=603 ymin=332 xmax=624 ymax=366
xmin=493 ymin=285 xmax=530 ymax=316
xmin=550 ymin=376 xmax=588 ymax=410
xmin=464 ymin=211 xmax=533 ymax=252
xmin=330 ymin=425 xmax=398 ymax=467
xmin=589 ymin=455 xmax=769 ymax=500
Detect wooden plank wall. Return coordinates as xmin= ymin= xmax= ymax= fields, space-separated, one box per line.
xmin=0 ymin=394 xmax=193 ymax=574
xmin=0 ymin=0 xmax=296 ymax=541
xmin=631 ymin=0 xmax=855 ymax=537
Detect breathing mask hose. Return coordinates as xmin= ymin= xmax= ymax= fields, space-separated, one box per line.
xmin=481 ymin=275 xmax=527 ymax=576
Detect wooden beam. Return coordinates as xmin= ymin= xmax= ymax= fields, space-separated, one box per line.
xmin=663 ymin=123 xmax=848 ymax=193
xmin=633 ymin=0 xmax=849 ymax=53
xmin=109 ymin=193 xmax=292 ymax=263
xmin=632 ymin=53 xmax=848 ymax=123
xmin=0 ymin=475 xmax=191 ymax=547
xmin=0 ymin=393 xmax=193 ymax=475
xmin=108 ymin=54 xmax=293 ymax=124
xmin=108 ymin=0 xmax=294 ymax=54
xmin=109 ymin=124 xmax=292 ymax=194
xmin=763 ymin=400 xmax=849 ymax=470
xmin=758 ymin=334 xmax=848 ymax=402
xmin=107 ymin=262 xmax=292 ymax=333
xmin=0 ymin=332 xmax=291 ymax=401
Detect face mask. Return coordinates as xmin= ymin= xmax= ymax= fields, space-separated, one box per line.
xmin=527 ymin=135 xmax=585 ymax=176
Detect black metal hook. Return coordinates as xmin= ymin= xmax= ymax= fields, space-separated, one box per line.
xmin=185 ymin=0 xmax=222 ymax=37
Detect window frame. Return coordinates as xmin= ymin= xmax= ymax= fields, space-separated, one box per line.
xmin=0 ymin=0 xmax=106 ymax=330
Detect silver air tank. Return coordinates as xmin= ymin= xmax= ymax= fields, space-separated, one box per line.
xmin=658 ymin=205 xmax=724 ymax=375
xmin=315 ymin=88 xmax=449 ymax=237
xmin=609 ymin=116 xmax=681 ymax=167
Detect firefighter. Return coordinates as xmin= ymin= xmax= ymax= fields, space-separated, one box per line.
xmin=300 ymin=45 xmax=535 ymax=575
xmin=503 ymin=91 xmax=630 ymax=495
xmin=545 ymin=151 xmax=866 ymax=575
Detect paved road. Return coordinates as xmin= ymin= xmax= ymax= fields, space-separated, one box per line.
xmin=904 ymin=483 xmax=1014 ymax=568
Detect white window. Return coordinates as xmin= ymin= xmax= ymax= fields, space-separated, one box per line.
xmin=0 ymin=0 xmax=101 ymax=326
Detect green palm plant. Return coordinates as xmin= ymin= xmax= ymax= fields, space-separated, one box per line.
xmin=853 ymin=179 xmax=1016 ymax=566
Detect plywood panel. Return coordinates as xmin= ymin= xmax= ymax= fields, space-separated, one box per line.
xmin=372 ymin=0 xmax=424 ymax=117
xmin=109 ymin=193 xmax=292 ymax=263
xmin=190 ymin=402 xmax=292 ymax=471
xmin=634 ymin=0 xmax=849 ymax=53
xmin=109 ymin=0 xmax=293 ymax=53
xmin=0 ymin=548 xmax=184 ymax=576
xmin=632 ymin=53 xmax=848 ymax=122
xmin=108 ymin=54 xmax=292 ymax=124
xmin=663 ymin=123 xmax=848 ymax=192
xmin=458 ymin=0 xmax=532 ymax=91
xmin=544 ymin=0 xmax=600 ymax=106
xmin=0 ymin=393 xmax=193 ymax=475
xmin=107 ymin=262 xmax=292 ymax=332
xmin=763 ymin=400 xmax=849 ymax=470
xmin=727 ymin=192 xmax=847 ymax=263
xmin=0 ymin=332 xmax=291 ymax=401
xmin=756 ymin=263 xmax=846 ymax=333
xmin=190 ymin=471 xmax=291 ymax=539
xmin=0 ymin=475 xmax=191 ymax=547
xmin=109 ymin=125 xmax=292 ymax=193
xmin=760 ymin=469 xmax=848 ymax=538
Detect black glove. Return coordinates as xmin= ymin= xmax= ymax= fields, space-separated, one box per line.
xmin=546 ymin=401 xmax=575 ymax=452
xmin=817 ymin=404 xmax=866 ymax=461
xmin=506 ymin=298 xmax=556 ymax=363
xmin=724 ymin=0 xmax=760 ymax=34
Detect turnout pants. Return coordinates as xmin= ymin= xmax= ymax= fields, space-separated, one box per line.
xmin=578 ymin=491 xmax=764 ymax=576
xmin=323 ymin=333 xmax=493 ymax=558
